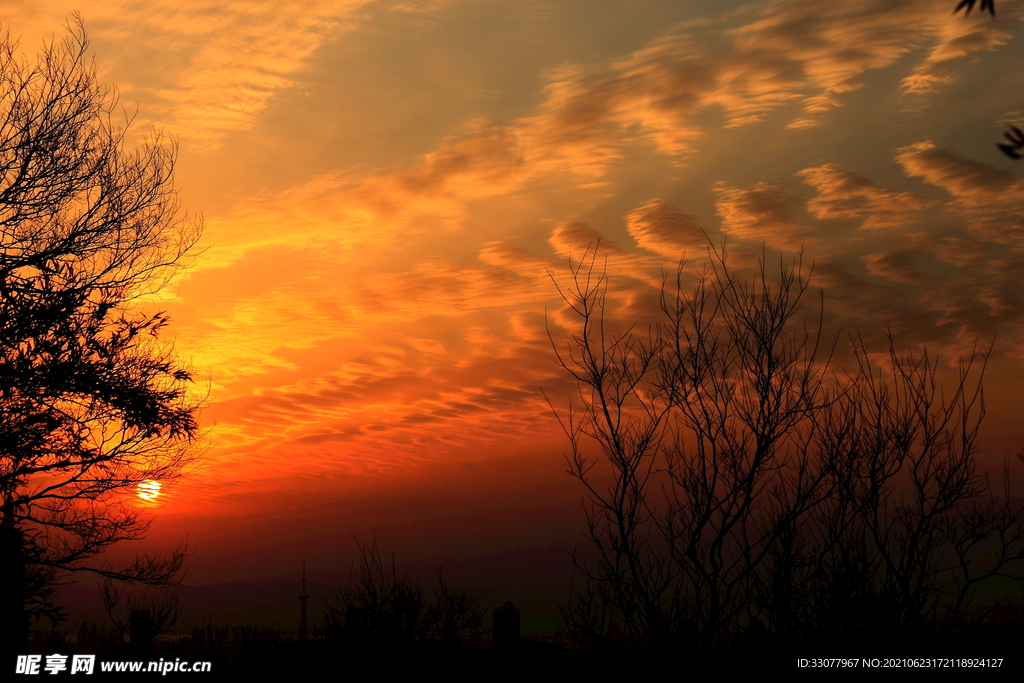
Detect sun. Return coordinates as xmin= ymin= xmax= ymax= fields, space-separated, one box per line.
xmin=136 ymin=480 xmax=162 ymax=502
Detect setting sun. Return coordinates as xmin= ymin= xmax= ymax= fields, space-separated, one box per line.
xmin=136 ymin=480 xmax=162 ymax=502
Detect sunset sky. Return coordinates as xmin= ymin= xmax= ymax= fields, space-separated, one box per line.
xmin=5 ymin=0 xmax=1024 ymax=601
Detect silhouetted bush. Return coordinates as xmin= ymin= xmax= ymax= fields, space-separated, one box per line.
xmin=323 ymin=538 xmax=485 ymax=657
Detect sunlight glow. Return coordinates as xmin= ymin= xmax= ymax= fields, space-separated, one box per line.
xmin=136 ymin=480 xmax=162 ymax=502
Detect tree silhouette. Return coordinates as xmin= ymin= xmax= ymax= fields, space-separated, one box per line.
xmin=428 ymin=574 xmax=485 ymax=649
xmin=997 ymin=125 xmax=1024 ymax=159
xmin=326 ymin=538 xmax=430 ymax=647
xmin=954 ymin=0 xmax=995 ymax=16
xmin=548 ymin=246 xmax=1024 ymax=650
xmin=324 ymin=538 xmax=485 ymax=653
xmin=101 ymin=579 xmax=180 ymax=657
xmin=0 ymin=19 xmax=201 ymax=654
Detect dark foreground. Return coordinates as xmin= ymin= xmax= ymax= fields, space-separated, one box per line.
xmin=14 ymin=625 xmax=1024 ymax=679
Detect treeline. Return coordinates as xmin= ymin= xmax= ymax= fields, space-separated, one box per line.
xmin=26 ymin=540 xmax=573 ymax=676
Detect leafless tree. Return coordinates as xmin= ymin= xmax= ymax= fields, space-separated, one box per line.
xmin=546 ymin=251 xmax=672 ymax=646
xmin=654 ymin=250 xmax=837 ymax=643
xmin=101 ymin=578 xmax=180 ymax=655
xmin=0 ymin=18 xmax=202 ymax=652
xmin=325 ymin=537 xmax=429 ymax=646
xmin=428 ymin=574 xmax=485 ymax=648
xmin=549 ymin=245 xmax=1024 ymax=651
xmin=548 ymin=248 xmax=835 ymax=645
xmin=757 ymin=336 xmax=1020 ymax=645
xmin=325 ymin=538 xmax=486 ymax=651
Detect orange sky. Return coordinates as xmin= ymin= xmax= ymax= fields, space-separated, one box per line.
xmin=5 ymin=0 xmax=1024 ymax=587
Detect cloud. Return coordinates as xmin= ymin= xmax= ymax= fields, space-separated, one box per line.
xmin=863 ymin=250 xmax=928 ymax=284
xmin=0 ymin=0 xmax=376 ymax=146
xmin=71 ymin=0 xmax=1024 ymax=519
xmin=574 ymin=0 xmax=1008 ymax=138
xmin=626 ymin=200 xmax=709 ymax=256
xmin=714 ymin=182 xmax=814 ymax=248
xmin=896 ymin=141 xmax=1024 ymax=243
xmin=549 ymin=221 xmax=620 ymax=257
xmin=901 ymin=10 xmax=1012 ymax=94
xmin=175 ymin=1 xmax=1024 ymax=276
xmin=194 ymin=119 xmax=609 ymax=273
xmin=798 ymin=164 xmax=932 ymax=230
xmin=896 ymin=141 xmax=1021 ymax=202
xmin=195 ymin=324 xmax=570 ymax=488
xmin=175 ymin=248 xmax=551 ymax=390
xmin=120 ymin=0 xmax=373 ymax=145
xmin=683 ymin=141 xmax=1024 ymax=357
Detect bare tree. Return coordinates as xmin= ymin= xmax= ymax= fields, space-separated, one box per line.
xmin=0 ymin=18 xmax=201 ymax=652
xmin=808 ymin=341 xmax=1024 ymax=640
xmin=325 ymin=538 xmax=486 ymax=652
xmin=325 ymin=538 xmax=429 ymax=647
xmin=101 ymin=578 xmax=180 ymax=655
xmin=755 ymin=336 xmax=1018 ymax=646
xmin=428 ymin=574 xmax=485 ymax=648
xmin=550 ymin=245 xmax=1024 ymax=652
xmin=546 ymin=251 xmax=673 ymax=646
xmin=654 ymin=250 xmax=836 ymax=642
xmin=548 ymin=248 xmax=834 ymax=645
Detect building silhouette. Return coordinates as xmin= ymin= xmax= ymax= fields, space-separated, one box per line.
xmin=492 ymin=601 xmax=520 ymax=651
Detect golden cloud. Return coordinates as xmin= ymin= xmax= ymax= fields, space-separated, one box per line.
xmin=799 ymin=164 xmax=932 ymax=230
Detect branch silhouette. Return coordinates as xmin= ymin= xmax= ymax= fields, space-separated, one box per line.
xmin=954 ymin=0 xmax=996 ymax=16
xmin=0 ymin=17 xmax=202 ymax=655
xmin=549 ymin=244 xmax=1024 ymax=651
xmin=997 ymin=124 xmax=1024 ymax=159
